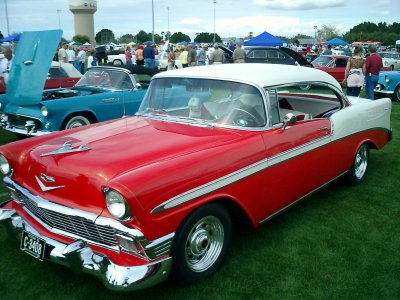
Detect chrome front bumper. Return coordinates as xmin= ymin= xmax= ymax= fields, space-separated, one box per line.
xmin=0 ymin=206 xmax=172 ymax=291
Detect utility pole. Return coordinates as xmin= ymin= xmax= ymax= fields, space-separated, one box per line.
xmin=5 ymin=0 xmax=10 ymax=35
xmin=213 ymin=0 xmax=216 ymax=43
xmin=57 ymin=9 xmax=61 ymax=29
xmin=152 ymin=0 xmax=155 ymax=43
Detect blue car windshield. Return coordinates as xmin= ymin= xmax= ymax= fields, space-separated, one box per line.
xmin=75 ymin=68 xmax=135 ymax=90
xmin=138 ymin=78 xmax=267 ymax=128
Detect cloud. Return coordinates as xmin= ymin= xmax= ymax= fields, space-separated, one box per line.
xmin=253 ymin=0 xmax=345 ymax=10
xmin=181 ymin=18 xmax=203 ymax=25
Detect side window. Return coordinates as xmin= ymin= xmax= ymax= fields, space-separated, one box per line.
xmin=336 ymin=59 xmax=348 ymax=67
xmin=267 ymin=89 xmax=280 ymax=125
xmin=269 ymin=83 xmax=343 ymax=124
xmin=267 ymin=49 xmax=279 ymax=59
xmin=48 ymin=67 xmax=68 ymax=78
xmin=251 ymin=49 xmax=267 ymax=58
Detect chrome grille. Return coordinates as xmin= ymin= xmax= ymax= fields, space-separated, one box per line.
xmin=16 ymin=190 xmax=118 ymax=247
xmin=6 ymin=114 xmax=43 ymax=130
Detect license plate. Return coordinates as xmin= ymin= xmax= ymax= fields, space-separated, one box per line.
xmin=20 ymin=231 xmax=46 ymax=261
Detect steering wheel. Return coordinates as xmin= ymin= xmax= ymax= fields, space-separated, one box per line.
xmin=225 ymin=108 xmax=258 ymax=127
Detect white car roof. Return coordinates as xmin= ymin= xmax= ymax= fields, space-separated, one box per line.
xmin=51 ymin=61 xmax=82 ymax=77
xmin=153 ymin=63 xmax=342 ymax=90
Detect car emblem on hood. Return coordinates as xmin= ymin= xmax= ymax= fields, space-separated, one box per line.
xmin=40 ymin=173 xmax=55 ymax=183
xmin=35 ymin=175 xmax=65 ymax=192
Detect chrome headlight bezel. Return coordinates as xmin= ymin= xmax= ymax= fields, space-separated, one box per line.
xmin=41 ymin=105 xmax=48 ymax=117
xmin=103 ymin=188 xmax=131 ymax=220
xmin=0 ymin=154 xmax=11 ymax=175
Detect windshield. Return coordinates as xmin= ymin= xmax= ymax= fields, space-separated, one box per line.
xmin=378 ymin=52 xmax=398 ymax=59
xmin=75 ymin=68 xmax=136 ymax=90
xmin=312 ymin=56 xmax=333 ymax=67
xmin=138 ymin=78 xmax=266 ymax=128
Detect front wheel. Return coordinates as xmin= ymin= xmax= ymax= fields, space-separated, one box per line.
xmin=64 ymin=115 xmax=91 ymax=130
xmin=345 ymin=143 xmax=369 ymax=185
xmin=394 ymin=85 xmax=400 ymax=102
xmin=171 ymin=203 xmax=232 ymax=285
xmin=113 ymin=59 xmax=123 ymax=66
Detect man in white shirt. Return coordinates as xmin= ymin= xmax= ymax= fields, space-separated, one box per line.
xmin=76 ymin=47 xmax=86 ymax=73
xmin=0 ymin=47 xmax=13 ymax=87
xmin=66 ymin=46 xmax=76 ymax=64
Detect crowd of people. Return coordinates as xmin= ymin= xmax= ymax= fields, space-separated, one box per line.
xmin=0 ymin=39 xmax=386 ymax=100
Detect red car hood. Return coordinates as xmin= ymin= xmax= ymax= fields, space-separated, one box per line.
xmin=11 ymin=117 xmax=243 ymax=214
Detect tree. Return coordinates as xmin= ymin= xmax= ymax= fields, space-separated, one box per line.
xmin=95 ymin=29 xmax=115 ymax=44
xmin=193 ymin=32 xmax=222 ymax=43
xmin=135 ymin=30 xmax=152 ymax=44
xmin=0 ymin=31 xmax=3 ymax=39
xmin=317 ymin=24 xmax=340 ymax=41
xmin=118 ymin=34 xmax=135 ymax=44
xmin=342 ymin=21 xmax=400 ymax=45
xmin=170 ymin=32 xmax=191 ymax=43
xmin=72 ymin=34 xmax=90 ymax=44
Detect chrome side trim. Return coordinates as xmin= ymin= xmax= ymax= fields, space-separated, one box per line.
xmin=151 ymin=134 xmax=331 ymax=214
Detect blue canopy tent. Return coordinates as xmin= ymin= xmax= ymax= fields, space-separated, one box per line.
xmin=243 ymin=31 xmax=287 ymax=47
xmin=0 ymin=33 xmax=21 ymax=42
xmin=324 ymin=37 xmax=348 ymax=45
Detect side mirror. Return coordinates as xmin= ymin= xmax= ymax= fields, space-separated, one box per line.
xmin=282 ymin=113 xmax=296 ymax=130
xmin=135 ymin=82 xmax=142 ymax=90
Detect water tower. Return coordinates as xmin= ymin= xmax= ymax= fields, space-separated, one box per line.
xmin=69 ymin=0 xmax=97 ymax=45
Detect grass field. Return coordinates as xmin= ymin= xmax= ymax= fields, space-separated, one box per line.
xmin=0 ymin=102 xmax=399 ymax=300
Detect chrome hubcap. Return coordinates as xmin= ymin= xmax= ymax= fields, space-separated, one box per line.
xmin=185 ymin=216 xmax=224 ymax=272
xmin=354 ymin=145 xmax=368 ymax=179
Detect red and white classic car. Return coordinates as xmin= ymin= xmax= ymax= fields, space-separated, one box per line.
xmin=0 ymin=64 xmax=392 ymax=291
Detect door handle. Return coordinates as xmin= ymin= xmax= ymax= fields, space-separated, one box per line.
xmin=319 ymin=126 xmax=329 ymax=131
xmin=102 ymin=98 xmax=118 ymax=103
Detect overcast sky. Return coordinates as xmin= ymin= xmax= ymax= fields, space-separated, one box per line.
xmin=1 ymin=0 xmax=399 ymax=41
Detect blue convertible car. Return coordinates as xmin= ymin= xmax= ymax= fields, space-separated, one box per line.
xmin=0 ymin=30 xmax=155 ymax=136
xmin=374 ymin=71 xmax=400 ymax=102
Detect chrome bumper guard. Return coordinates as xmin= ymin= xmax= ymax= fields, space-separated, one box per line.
xmin=0 ymin=114 xmax=49 ymax=136
xmin=0 ymin=207 xmax=172 ymax=291
xmin=373 ymin=89 xmax=393 ymax=95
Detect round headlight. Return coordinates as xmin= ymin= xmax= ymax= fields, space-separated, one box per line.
xmin=104 ymin=188 xmax=131 ymax=220
xmin=0 ymin=154 xmax=11 ymax=175
xmin=41 ymin=105 xmax=48 ymax=117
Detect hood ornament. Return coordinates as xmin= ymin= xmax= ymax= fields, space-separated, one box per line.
xmin=35 ymin=175 xmax=65 ymax=192
xmin=40 ymin=141 xmax=90 ymax=157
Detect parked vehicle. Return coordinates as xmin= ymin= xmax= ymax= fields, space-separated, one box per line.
xmin=0 ymin=61 xmax=81 ymax=93
xmin=244 ymin=46 xmax=313 ymax=67
xmin=378 ymin=52 xmax=400 ymax=71
xmin=0 ymin=30 xmax=155 ymax=137
xmin=374 ymin=70 xmax=400 ymax=101
xmin=0 ymin=63 xmax=392 ymax=291
xmin=312 ymin=55 xmax=349 ymax=82
xmin=157 ymin=48 xmax=183 ymax=71
xmin=107 ymin=53 xmax=128 ymax=66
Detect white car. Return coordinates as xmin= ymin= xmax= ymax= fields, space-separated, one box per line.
xmin=378 ymin=52 xmax=400 ymax=71
xmin=107 ymin=53 xmax=135 ymax=66
xmin=157 ymin=49 xmax=183 ymax=71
